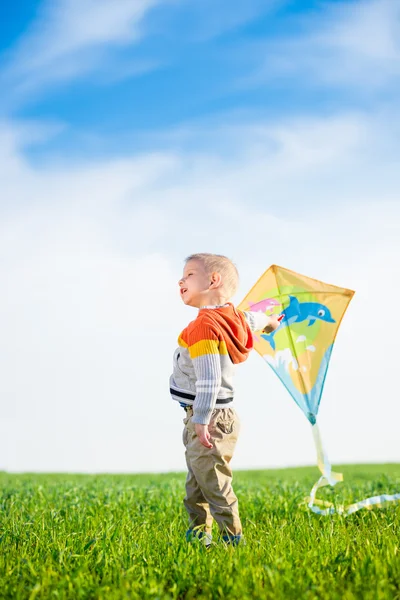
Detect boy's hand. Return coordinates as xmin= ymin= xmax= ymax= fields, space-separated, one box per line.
xmin=195 ymin=424 xmax=213 ymax=448
xmin=263 ymin=314 xmax=282 ymax=334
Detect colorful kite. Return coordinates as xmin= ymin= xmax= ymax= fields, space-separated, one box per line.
xmin=239 ymin=264 xmax=400 ymax=515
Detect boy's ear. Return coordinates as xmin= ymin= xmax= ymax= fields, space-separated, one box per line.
xmin=209 ymin=272 xmax=222 ymax=288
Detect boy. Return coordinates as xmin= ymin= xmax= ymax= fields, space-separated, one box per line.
xmin=169 ymin=253 xmax=280 ymax=546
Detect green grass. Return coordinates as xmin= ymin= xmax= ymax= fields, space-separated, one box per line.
xmin=1 ymin=465 xmax=399 ymax=599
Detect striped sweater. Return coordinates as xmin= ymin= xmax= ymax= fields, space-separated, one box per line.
xmin=169 ymin=303 xmax=270 ymax=424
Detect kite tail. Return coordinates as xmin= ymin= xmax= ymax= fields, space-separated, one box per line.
xmin=306 ymin=422 xmax=400 ymax=516
xmin=307 ymin=422 xmax=343 ymax=515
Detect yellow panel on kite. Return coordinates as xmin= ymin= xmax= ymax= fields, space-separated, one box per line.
xmin=239 ymin=265 xmax=354 ymax=424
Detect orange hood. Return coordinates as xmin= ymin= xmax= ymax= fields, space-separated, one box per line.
xmin=198 ymin=303 xmax=253 ymax=364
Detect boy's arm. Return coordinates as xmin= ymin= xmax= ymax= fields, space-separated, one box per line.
xmin=187 ymin=323 xmax=222 ymax=429
xmin=243 ymin=311 xmax=282 ymax=334
xmin=243 ymin=311 xmax=272 ymax=332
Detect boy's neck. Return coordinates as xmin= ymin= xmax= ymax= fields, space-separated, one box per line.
xmin=200 ymin=302 xmax=230 ymax=310
xmin=196 ymin=292 xmax=230 ymax=309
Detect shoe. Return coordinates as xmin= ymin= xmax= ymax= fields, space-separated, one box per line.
xmin=186 ymin=529 xmax=213 ymax=548
xmin=221 ymin=534 xmax=246 ymax=546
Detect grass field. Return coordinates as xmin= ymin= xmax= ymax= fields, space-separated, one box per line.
xmin=1 ymin=464 xmax=399 ymax=599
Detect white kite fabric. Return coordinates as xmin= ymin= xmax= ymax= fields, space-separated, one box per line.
xmin=239 ymin=265 xmax=400 ymax=516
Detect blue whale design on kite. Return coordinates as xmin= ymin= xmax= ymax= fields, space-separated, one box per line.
xmin=261 ymin=295 xmax=335 ymax=350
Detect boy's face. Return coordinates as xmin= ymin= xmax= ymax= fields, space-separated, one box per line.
xmin=178 ymin=260 xmax=211 ymax=308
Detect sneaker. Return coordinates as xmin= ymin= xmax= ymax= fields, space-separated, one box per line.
xmin=186 ymin=529 xmax=213 ymax=548
xmin=221 ymin=534 xmax=246 ymax=546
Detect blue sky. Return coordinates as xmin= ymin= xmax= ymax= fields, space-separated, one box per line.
xmin=1 ymin=0 xmax=384 ymax=157
xmin=1 ymin=0 xmax=399 ymax=473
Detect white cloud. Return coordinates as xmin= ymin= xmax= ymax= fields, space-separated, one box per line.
xmin=1 ymin=0 xmax=166 ymax=95
xmin=248 ymin=0 xmax=400 ymax=90
xmin=0 ymin=109 xmax=399 ymax=474
xmin=323 ymin=0 xmax=400 ymax=60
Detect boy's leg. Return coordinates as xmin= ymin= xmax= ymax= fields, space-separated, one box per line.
xmin=183 ymin=461 xmax=213 ymax=534
xmin=185 ymin=407 xmax=242 ymax=539
xmin=183 ymin=415 xmax=213 ymax=534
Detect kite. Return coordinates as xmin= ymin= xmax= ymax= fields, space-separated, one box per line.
xmin=239 ymin=264 xmax=400 ymax=515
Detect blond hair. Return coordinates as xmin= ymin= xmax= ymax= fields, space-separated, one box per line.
xmin=185 ymin=253 xmax=239 ymax=298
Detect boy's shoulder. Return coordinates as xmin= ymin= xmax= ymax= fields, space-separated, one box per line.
xmin=179 ymin=312 xmax=220 ymax=344
xmin=185 ymin=311 xmax=218 ymax=333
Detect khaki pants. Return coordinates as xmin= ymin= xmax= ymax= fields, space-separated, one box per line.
xmin=182 ymin=406 xmax=242 ymax=536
